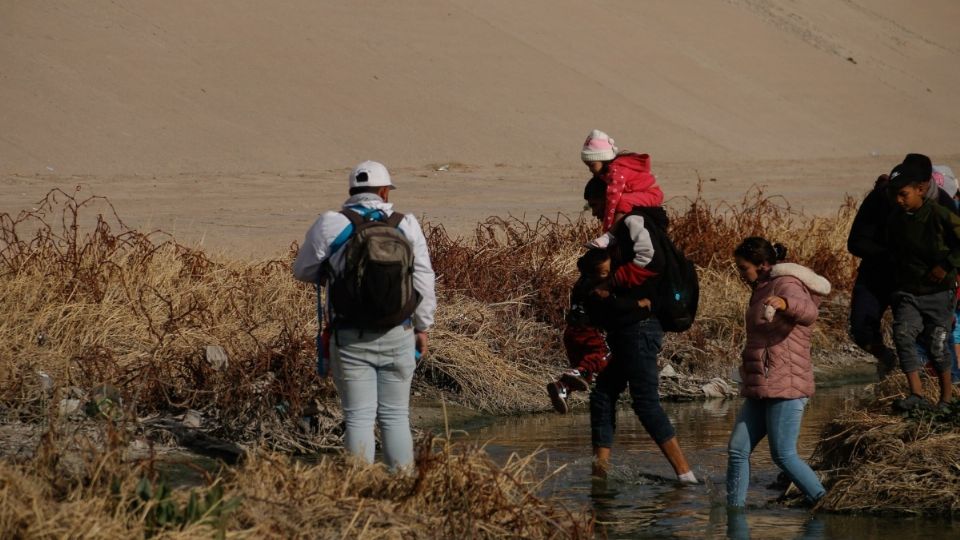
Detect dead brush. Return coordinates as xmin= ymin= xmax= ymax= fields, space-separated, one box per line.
xmin=1 ymin=185 xmax=865 ymax=429
xmin=1 ymin=429 xmax=593 ymax=539
xmin=0 ymin=188 xmax=334 ymax=451
xmin=1 ymin=419 xmax=242 ymax=539
xmin=425 ymin=215 xmax=597 ymax=328
xmin=230 ymin=435 xmax=593 ymax=539
xmin=417 ymin=294 xmax=565 ymax=413
xmin=669 ymin=182 xmax=859 ymax=292
xmin=811 ymin=375 xmax=960 ymax=515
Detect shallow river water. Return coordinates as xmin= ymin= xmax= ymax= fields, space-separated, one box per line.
xmin=463 ymin=376 xmax=959 ymax=539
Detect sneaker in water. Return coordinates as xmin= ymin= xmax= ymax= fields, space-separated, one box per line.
xmin=560 ymin=370 xmax=589 ymax=392
xmin=893 ymin=393 xmax=932 ymax=412
xmin=677 ymin=471 xmax=699 ymax=485
xmin=546 ymin=382 xmax=569 ymax=414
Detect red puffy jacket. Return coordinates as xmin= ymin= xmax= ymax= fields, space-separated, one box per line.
xmin=600 ymin=153 xmax=664 ymax=231
xmin=563 ymin=324 xmax=609 ymax=379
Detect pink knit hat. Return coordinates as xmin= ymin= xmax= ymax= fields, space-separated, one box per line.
xmin=581 ymin=129 xmax=618 ymax=162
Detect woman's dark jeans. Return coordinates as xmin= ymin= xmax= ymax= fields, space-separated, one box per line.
xmin=590 ymin=318 xmax=676 ymax=448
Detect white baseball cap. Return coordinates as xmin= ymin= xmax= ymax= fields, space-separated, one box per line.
xmin=349 ymin=160 xmax=396 ymax=190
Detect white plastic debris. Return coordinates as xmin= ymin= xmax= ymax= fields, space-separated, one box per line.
xmin=183 ymin=409 xmax=203 ymax=428
xmin=659 ymin=364 xmax=679 ymax=378
xmin=58 ymin=398 xmax=82 ymax=416
xmin=205 ymin=345 xmax=228 ymax=371
xmin=701 ymin=377 xmax=735 ymax=398
xmin=36 ymin=371 xmax=53 ymax=393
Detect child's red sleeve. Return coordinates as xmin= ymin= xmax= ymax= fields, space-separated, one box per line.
xmin=612 ymin=264 xmax=657 ymax=289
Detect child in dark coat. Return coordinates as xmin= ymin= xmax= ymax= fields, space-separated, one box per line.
xmin=547 ymin=249 xmax=651 ymax=413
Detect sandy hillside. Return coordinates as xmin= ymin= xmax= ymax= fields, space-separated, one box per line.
xmin=2 ymin=0 xmax=959 ymax=253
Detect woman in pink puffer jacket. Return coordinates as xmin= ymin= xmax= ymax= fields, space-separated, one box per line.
xmin=726 ymin=237 xmax=831 ymax=508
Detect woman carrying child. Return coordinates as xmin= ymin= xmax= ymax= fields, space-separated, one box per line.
xmin=582 ymin=177 xmax=697 ymax=484
xmin=727 ymin=237 xmax=829 ymax=508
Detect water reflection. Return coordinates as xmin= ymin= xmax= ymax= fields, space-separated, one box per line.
xmin=468 ymin=380 xmax=959 ymax=539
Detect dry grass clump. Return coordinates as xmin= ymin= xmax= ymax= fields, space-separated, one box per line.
xmin=0 ymin=189 xmax=334 ymax=451
xmin=812 ymin=374 xmax=960 ymax=515
xmin=233 ymin=437 xmax=593 ymax=539
xmin=425 ymin=215 xmax=596 ymax=328
xmin=669 ymin=183 xmax=859 ymax=292
xmin=425 ymin=185 xmax=860 ymax=380
xmin=0 ymin=426 xmax=592 ymax=539
xmin=417 ymin=294 xmax=564 ymax=413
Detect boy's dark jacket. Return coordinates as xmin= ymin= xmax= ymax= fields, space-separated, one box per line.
xmin=848 ymin=179 xmax=958 ymax=291
xmin=886 ymin=198 xmax=960 ymax=295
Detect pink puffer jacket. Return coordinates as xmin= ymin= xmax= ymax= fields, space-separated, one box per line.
xmin=740 ymin=263 xmax=831 ymax=399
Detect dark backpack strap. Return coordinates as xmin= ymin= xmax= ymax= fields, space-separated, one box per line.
xmin=340 ymin=208 xmax=366 ymax=227
xmin=385 ymin=211 xmax=404 ymax=228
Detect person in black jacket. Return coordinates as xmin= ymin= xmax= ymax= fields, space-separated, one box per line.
xmin=847 ymin=173 xmax=899 ymax=378
xmin=847 ymin=153 xmax=959 ymax=379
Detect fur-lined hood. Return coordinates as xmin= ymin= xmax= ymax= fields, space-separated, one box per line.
xmin=769 ymin=263 xmax=831 ymax=296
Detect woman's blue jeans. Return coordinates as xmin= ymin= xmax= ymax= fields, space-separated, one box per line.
xmin=726 ymin=397 xmax=825 ymax=507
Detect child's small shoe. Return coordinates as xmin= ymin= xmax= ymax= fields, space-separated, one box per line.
xmin=546 ymin=382 xmax=569 ymax=414
xmin=560 ymin=370 xmax=590 ymax=392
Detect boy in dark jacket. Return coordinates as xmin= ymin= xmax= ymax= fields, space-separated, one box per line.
xmin=847 ymin=154 xmax=960 ymax=380
xmin=886 ymin=156 xmax=960 ymax=411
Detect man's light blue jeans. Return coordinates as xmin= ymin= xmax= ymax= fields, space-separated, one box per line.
xmin=726 ymin=397 xmax=825 ymax=507
xmin=331 ymin=325 xmax=416 ymax=470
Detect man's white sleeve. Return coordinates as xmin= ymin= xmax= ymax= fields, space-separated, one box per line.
xmin=403 ymin=214 xmax=437 ymax=331
xmin=292 ymin=214 xmax=334 ymax=283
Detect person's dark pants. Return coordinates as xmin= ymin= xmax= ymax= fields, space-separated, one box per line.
xmin=590 ymin=318 xmax=675 ymax=448
xmin=849 ymin=277 xmax=897 ymax=376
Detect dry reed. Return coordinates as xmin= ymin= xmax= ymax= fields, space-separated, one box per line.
xmin=0 ymin=188 xmax=334 ymax=451
xmin=0 ymin=185 xmax=865 ymax=438
xmin=0 ymin=424 xmax=593 ymax=539
xmin=812 ymin=374 xmax=960 ymax=515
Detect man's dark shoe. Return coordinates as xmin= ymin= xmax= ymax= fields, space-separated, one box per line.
xmin=893 ymin=393 xmax=932 ymax=412
xmin=546 ymin=382 xmax=569 ymax=414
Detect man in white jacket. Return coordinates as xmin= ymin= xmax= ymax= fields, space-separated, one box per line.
xmin=293 ymin=160 xmax=436 ymax=469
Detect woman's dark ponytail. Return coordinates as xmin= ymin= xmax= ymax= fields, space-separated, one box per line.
xmin=772 ymin=243 xmax=788 ymax=262
xmin=734 ymin=237 xmax=787 ymax=266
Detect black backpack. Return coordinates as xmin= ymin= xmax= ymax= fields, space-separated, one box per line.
xmin=646 ymin=219 xmax=699 ymax=332
xmin=326 ymin=208 xmax=421 ymax=329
